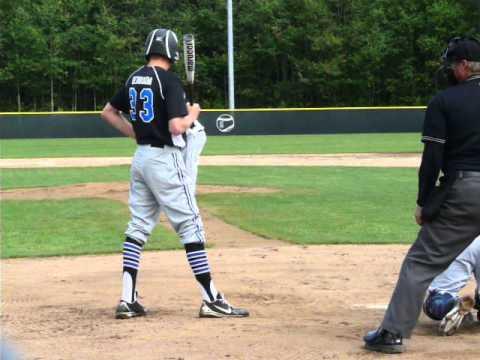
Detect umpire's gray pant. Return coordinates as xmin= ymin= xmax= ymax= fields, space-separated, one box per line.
xmin=381 ymin=175 xmax=480 ymax=337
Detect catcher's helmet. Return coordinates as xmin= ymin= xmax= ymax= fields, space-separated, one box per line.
xmin=145 ymin=28 xmax=179 ymax=62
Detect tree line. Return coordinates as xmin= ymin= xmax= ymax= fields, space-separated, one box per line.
xmin=0 ymin=0 xmax=478 ymax=112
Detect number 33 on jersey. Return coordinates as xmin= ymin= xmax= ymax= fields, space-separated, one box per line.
xmin=108 ymin=65 xmax=189 ymax=148
xmin=129 ymin=87 xmax=154 ymax=123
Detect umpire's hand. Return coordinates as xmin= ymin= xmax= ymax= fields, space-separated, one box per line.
xmin=414 ymin=205 xmax=423 ymax=226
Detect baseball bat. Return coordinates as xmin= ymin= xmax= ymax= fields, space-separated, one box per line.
xmin=183 ymin=34 xmax=195 ymax=105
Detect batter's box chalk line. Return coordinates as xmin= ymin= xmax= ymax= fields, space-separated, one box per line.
xmin=352 ymin=303 xmax=388 ymax=310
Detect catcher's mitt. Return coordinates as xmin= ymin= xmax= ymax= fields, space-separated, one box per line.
xmin=439 ymin=295 xmax=475 ymax=336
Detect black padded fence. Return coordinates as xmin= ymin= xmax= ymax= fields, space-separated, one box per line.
xmin=0 ymin=107 xmax=426 ymax=139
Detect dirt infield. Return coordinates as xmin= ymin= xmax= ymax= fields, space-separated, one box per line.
xmin=2 ymin=246 xmax=479 ymax=360
xmin=2 ymin=156 xmax=480 ymax=359
xmin=0 ymin=152 xmax=421 ymax=168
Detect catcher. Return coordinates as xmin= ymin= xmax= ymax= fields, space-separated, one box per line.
xmin=423 ymin=235 xmax=480 ymax=335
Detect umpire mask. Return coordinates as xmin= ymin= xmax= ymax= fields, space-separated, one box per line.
xmin=435 ymin=36 xmax=480 ymax=88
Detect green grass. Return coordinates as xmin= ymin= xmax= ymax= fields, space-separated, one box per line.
xmin=0 ymin=166 xmax=130 ymax=190
xmin=1 ymin=198 xmax=181 ymax=258
xmin=198 ymin=167 xmax=418 ymax=245
xmin=0 ymin=133 xmax=422 ymax=158
xmin=1 ymin=166 xmax=420 ymax=252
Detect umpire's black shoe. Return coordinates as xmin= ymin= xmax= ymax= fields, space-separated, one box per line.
xmin=364 ymin=328 xmax=405 ymax=354
xmin=199 ymin=293 xmax=249 ymax=318
xmin=115 ymin=300 xmax=147 ymax=319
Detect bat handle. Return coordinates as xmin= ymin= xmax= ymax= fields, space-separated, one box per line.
xmin=188 ymin=84 xmax=194 ymax=105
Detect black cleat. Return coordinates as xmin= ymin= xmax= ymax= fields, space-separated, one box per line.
xmin=364 ymin=328 xmax=404 ymax=354
xmin=199 ymin=293 xmax=249 ymax=318
xmin=115 ymin=300 xmax=147 ymax=319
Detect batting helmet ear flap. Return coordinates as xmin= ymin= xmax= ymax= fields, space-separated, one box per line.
xmin=167 ymin=30 xmax=180 ymax=62
xmin=145 ymin=28 xmax=179 ymax=63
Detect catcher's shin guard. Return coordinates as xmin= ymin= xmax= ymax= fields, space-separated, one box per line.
xmin=423 ymin=291 xmax=456 ymax=321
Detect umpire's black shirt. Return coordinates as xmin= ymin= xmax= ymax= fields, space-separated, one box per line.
xmin=418 ymin=75 xmax=480 ymax=206
xmin=109 ymin=65 xmax=188 ymax=147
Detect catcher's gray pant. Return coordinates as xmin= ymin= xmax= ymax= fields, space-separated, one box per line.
xmin=125 ymin=145 xmax=205 ymax=245
xmin=182 ymin=123 xmax=207 ymax=194
xmin=381 ymin=175 xmax=480 ymax=337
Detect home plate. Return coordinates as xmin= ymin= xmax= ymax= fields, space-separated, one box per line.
xmin=352 ymin=304 xmax=388 ymax=310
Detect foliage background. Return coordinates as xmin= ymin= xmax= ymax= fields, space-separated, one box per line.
xmin=0 ymin=0 xmax=479 ymax=111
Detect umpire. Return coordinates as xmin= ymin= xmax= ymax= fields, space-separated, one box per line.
xmin=364 ymin=36 xmax=480 ymax=353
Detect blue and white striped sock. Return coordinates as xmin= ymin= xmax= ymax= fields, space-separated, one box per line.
xmin=187 ymin=250 xmax=211 ymax=275
xmin=121 ymin=237 xmax=144 ymax=303
xmin=185 ymin=243 xmax=218 ymax=302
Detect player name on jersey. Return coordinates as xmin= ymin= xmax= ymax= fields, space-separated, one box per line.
xmin=132 ymin=76 xmax=153 ymax=85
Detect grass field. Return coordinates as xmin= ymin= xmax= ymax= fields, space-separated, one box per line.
xmin=0 ymin=133 xmax=423 ymax=258
xmin=198 ymin=167 xmax=418 ymax=245
xmin=2 ymin=199 xmax=179 ymax=258
xmin=1 ymin=166 xmax=420 ymax=258
xmin=1 ymin=165 xmax=130 ymax=190
xmin=0 ymin=133 xmax=422 ymax=158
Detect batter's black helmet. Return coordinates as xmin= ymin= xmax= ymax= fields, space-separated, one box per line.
xmin=144 ymin=28 xmax=179 ymax=62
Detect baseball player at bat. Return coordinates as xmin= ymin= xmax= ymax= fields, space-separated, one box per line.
xmin=101 ymin=28 xmax=249 ymax=319
xmin=423 ymin=235 xmax=480 ymax=335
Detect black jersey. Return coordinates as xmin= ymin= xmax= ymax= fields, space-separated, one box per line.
xmin=422 ymin=76 xmax=480 ymax=174
xmin=110 ymin=65 xmax=188 ymax=147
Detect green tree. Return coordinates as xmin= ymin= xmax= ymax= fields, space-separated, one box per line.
xmin=0 ymin=0 xmax=479 ymax=111
xmin=1 ymin=1 xmax=46 ymax=111
xmin=32 ymin=0 xmax=69 ymax=111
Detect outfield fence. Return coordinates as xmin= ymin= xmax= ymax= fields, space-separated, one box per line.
xmin=0 ymin=107 xmax=426 ymax=139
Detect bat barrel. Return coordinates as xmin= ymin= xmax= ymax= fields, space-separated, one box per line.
xmin=183 ymin=34 xmax=195 ymax=85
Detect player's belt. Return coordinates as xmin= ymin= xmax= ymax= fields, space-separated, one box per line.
xmin=457 ymin=171 xmax=480 ymax=178
xmin=137 ymin=139 xmax=166 ymax=148
xmin=139 ymin=143 xmax=165 ymax=148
